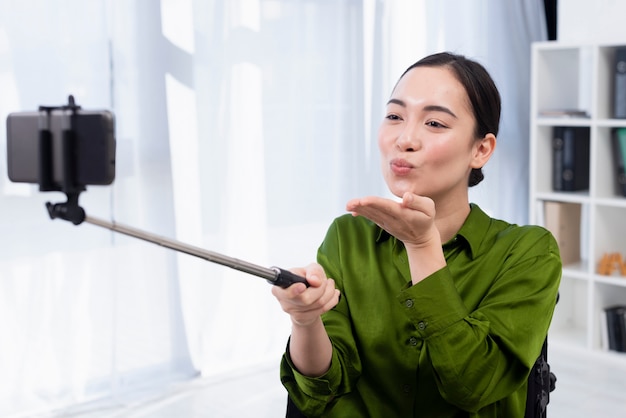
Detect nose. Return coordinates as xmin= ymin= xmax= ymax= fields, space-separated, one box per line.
xmin=396 ymin=123 xmax=421 ymax=152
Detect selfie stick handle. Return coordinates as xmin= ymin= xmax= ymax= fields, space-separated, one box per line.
xmin=83 ymin=215 xmax=308 ymax=288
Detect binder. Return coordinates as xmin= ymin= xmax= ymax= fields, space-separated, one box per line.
xmin=612 ymin=127 xmax=626 ymax=197
xmin=604 ymin=305 xmax=626 ymax=352
xmin=552 ymin=126 xmax=590 ymax=192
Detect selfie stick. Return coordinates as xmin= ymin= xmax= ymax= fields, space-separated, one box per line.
xmin=44 ymin=186 xmax=308 ymax=290
xmin=83 ymin=215 xmax=308 ymax=288
xmin=38 ymin=97 xmax=308 ymax=289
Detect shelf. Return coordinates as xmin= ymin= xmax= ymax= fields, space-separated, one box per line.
xmin=594 ymin=197 xmax=626 ymax=208
xmin=534 ymin=117 xmax=591 ymax=126
xmin=549 ymin=326 xmax=588 ymax=349
xmin=535 ymin=192 xmax=591 ymax=204
xmin=595 ymin=119 xmax=626 ymax=127
xmin=562 ymin=261 xmax=590 ymax=278
xmin=531 ymin=41 xmax=626 ymax=361
xmin=535 ymin=118 xmax=626 ymax=128
xmin=594 ymin=275 xmax=626 ymax=287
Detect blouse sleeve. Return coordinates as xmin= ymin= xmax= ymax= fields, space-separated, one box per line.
xmin=279 ymin=219 xmax=362 ymax=416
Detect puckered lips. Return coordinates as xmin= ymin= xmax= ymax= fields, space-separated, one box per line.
xmin=389 ymin=158 xmax=414 ymax=176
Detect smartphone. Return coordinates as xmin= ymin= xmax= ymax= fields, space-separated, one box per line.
xmin=6 ymin=108 xmax=116 ymax=188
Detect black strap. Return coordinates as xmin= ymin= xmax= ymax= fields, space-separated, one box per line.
xmin=524 ymin=338 xmax=556 ymax=418
xmin=286 ymin=396 xmax=307 ymax=418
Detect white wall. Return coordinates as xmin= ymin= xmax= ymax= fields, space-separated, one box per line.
xmin=559 ymin=0 xmax=626 ymax=43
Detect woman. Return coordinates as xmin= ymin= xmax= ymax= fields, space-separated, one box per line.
xmin=272 ymin=52 xmax=561 ymax=417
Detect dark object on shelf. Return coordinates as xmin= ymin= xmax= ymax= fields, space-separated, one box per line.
xmin=552 ymin=126 xmax=590 ymax=192
xmin=612 ymin=127 xmax=626 ymax=197
xmin=604 ymin=305 xmax=626 ymax=352
xmin=613 ymin=47 xmax=626 ymax=119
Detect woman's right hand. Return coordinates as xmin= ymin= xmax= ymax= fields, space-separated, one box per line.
xmin=271 ymin=263 xmax=340 ymax=327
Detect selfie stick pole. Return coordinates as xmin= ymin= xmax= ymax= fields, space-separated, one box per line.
xmin=43 ymin=199 xmax=307 ymax=288
xmin=81 ymin=215 xmax=307 ymax=288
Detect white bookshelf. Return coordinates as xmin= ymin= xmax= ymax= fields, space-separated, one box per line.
xmin=530 ymin=41 xmax=626 ymax=359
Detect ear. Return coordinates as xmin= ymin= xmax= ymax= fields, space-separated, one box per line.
xmin=470 ymin=133 xmax=496 ymax=169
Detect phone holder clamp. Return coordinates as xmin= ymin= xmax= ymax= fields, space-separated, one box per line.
xmin=38 ymin=95 xmax=87 ymax=225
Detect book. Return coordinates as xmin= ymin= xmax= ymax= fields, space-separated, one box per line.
xmin=552 ymin=126 xmax=590 ymax=192
xmin=539 ymin=109 xmax=589 ymax=118
xmin=612 ymin=127 xmax=626 ymax=197
xmin=543 ymin=201 xmax=581 ymax=265
xmin=604 ymin=305 xmax=626 ymax=352
xmin=613 ymin=47 xmax=626 ymax=119
xmin=601 ymin=309 xmax=609 ymax=351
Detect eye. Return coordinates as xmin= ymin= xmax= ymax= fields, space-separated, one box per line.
xmin=426 ymin=120 xmax=447 ymax=128
xmin=385 ymin=113 xmax=402 ymax=121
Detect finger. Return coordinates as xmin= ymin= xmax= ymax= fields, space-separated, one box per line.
xmin=349 ymin=207 xmax=395 ymax=231
xmin=401 ymin=192 xmax=415 ymax=207
xmin=273 ymin=265 xmax=325 ymax=302
xmin=287 ymin=282 xmax=309 ymax=296
xmin=320 ymin=279 xmax=341 ymax=308
xmin=401 ymin=192 xmax=436 ymax=216
xmin=271 ymin=277 xmax=309 ymax=302
xmin=346 ymin=197 xmax=362 ymax=213
xmin=302 ymin=263 xmax=327 ymax=286
xmin=294 ymin=282 xmax=340 ymax=317
xmin=349 ymin=196 xmax=400 ymax=218
xmin=325 ymin=289 xmax=341 ymax=310
xmin=346 ymin=196 xmax=386 ymax=212
xmin=271 ymin=282 xmax=297 ymax=300
xmin=292 ymin=274 xmax=335 ymax=308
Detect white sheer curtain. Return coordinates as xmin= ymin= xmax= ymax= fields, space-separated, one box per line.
xmin=0 ymin=0 xmax=546 ymax=416
xmin=0 ymin=1 xmax=197 ymax=416
xmin=165 ymin=0 xmax=380 ymax=376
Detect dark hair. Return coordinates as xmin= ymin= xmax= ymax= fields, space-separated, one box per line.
xmin=398 ymin=52 xmax=501 ymax=187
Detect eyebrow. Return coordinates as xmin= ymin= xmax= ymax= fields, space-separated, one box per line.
xmin=387 ymin=98 xmax=458 ymax=119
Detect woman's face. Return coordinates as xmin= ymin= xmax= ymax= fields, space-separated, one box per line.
xmin=378 ymin=66 xmax=484 ymax=202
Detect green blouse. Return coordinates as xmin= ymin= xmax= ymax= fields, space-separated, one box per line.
xmin=280 ymin=204 xmax=562 ymax=417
